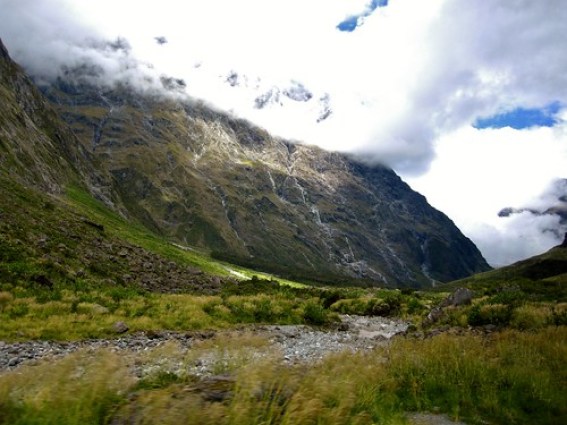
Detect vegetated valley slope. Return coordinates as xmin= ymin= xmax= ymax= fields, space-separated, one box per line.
xmin=446 ymin=234 xmax=567 ymax=300
xmin=0 ymin=38 xmax=489 ymax=287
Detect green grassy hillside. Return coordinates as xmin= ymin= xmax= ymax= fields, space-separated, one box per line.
xmin=442 ymin=244 xmax=567 ymax=301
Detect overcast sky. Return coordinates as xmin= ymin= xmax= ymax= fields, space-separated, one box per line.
xmin=1 ymin=0 xmax=566 ymax=267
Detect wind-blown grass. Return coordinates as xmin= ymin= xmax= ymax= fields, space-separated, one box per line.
xmin=1 ymin=327 xmax=565 ymax=424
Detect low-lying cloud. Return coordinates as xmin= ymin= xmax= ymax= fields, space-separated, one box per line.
xmin=406 ymin=125 xmax=567 ymax=266
xmin=1 ymin=0 xmax=566 ymax=266
xmin=3 ymin=0 xmax=565 ymax=173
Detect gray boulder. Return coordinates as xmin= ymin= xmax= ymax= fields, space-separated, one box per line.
xmin=440 ymin=287 xmax=474 ymax=308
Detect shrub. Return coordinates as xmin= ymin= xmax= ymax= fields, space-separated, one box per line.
xmin=6 ymin=300 xmax=29 ymax=318
xmin=406 ymin=297 xmax=425 ymax=315
xmin=487 ymin=289 xmax=527 ymax=306
xmin=329 ymin=298 xmax=368 ymax=315
xmin=366 ymin=293 xmax=402 ymax=317
xmin=303 ymin=301 xmax=329 ymax=325
xmin=468 ymin=303 xmax=512 ymax=327
xmin=365 ymin=298 xmax=391 ymax=316
xmin=552 ymin=303 xmax=567 ymax=326
xmin=320 ymin=290 xmax=343 ymax=309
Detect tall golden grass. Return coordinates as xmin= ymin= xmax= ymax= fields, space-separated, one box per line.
xmin=1 ymin=327 xmax=564 ymax=424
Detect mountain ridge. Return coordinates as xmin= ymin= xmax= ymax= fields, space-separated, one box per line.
xmin=0 ymin=38 xmax=490 ymax=287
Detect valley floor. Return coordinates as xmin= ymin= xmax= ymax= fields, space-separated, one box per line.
xmin=1 ymin=319 xmax=565 ymax=425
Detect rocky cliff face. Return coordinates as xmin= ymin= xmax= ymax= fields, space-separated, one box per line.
xmin=0 ymin=39 xmax=109 ymax=201
xmin=0 ymin=38 xmax=490 ymax=287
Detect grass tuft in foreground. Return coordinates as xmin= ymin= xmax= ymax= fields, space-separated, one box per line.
xmin=1 ymin=327 xmax=565 ymax=424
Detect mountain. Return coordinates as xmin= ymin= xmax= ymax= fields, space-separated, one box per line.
xmin=445 ymin=234 xmax=567 ymax=300
xmin=0 ymin=38 xmax=85 ymax=192
xmin=0 ymin=39 xmax=233 ymax=294
xmin=0 ymin=38 xmax=490 ymax=287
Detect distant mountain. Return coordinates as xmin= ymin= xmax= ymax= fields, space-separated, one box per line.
xmin=498 ymin=179 xmax=567 ymax=232
xmin=0 ymin=38 xmax=490 ymax=287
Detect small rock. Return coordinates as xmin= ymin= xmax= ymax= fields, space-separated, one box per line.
xmin=8 ymin=357 xmax=20 ymax=367
xmin=91 ymin=304 xmax=109 ymax=315
xmin=113 ymin=321 xmax=129 ymax=334
xmin=426 ymin=307 xmax=443 ymax=323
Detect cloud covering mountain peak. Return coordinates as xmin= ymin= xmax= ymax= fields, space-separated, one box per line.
xmin=1 ymin=0 xmax=566 ymax=266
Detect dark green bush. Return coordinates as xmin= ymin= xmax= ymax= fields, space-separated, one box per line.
xmin=487 ymin=289 xmax=527 ymax=306
xmin=303 ymin=302 xmax=329 ymax=325
xmin=406 ymin=297 xmax=425 ymax=315
xmin=468 ymin=304 xmax=513 ymax=327
xmin=320 ymin=290 xmax=343 ymax=309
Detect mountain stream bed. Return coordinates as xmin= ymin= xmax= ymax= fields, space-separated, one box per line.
xmin=0 ymin=315 xmax=407 ymax=373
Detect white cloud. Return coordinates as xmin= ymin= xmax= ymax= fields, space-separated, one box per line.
xmin=404 ymin=123 xmax=567 ymax=266
xmin=466 ymin=213 xmax=564 ymax=268
xmin=1 ymin=0 xmax=566 ymax=266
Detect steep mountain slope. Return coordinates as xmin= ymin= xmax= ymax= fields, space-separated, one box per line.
xmin=0 ymin=38 xmax=234 ymax=293
xmin=0 ymin=38 xmax=490 ymax=287
xmin=40 ymin=82 xmax=488 ymax=287
xmin=0 ymin=39 xmax=81 ymax=192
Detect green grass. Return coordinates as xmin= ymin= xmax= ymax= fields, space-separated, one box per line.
xmin=0 ymin=283 xmax=342 ymax=341
xmin=0 ymin=275 xmax=450 ymax=341
xmin=443 ymin=246 xmax=567 ymax=302
xmin=385 ymin=328 xmax=567 ymax=424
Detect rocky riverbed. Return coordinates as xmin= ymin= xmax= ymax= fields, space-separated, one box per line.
xmin=0 ymin=315 xmax=408 ymax=374
xmin=1 ymin=316 xmax=472 ymax=424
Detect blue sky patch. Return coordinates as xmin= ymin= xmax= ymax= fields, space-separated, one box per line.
xmin=337 ymin=0 xmax=388 ymax=32
xmin=474 ymin=102 xmax=562 ymax=130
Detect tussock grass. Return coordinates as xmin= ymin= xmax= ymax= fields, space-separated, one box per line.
xmin=2 ymin=327 xmax=564 ymax=424
xmin=0 ymin=284 xmax=344 ymax=341
xmin=0 ymin=289 xmax=230 ymax=340
xmin=386 ymin=328 xmax=567 ymax=424
xmin=0 ymin=350 xmax=132 ymax=425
